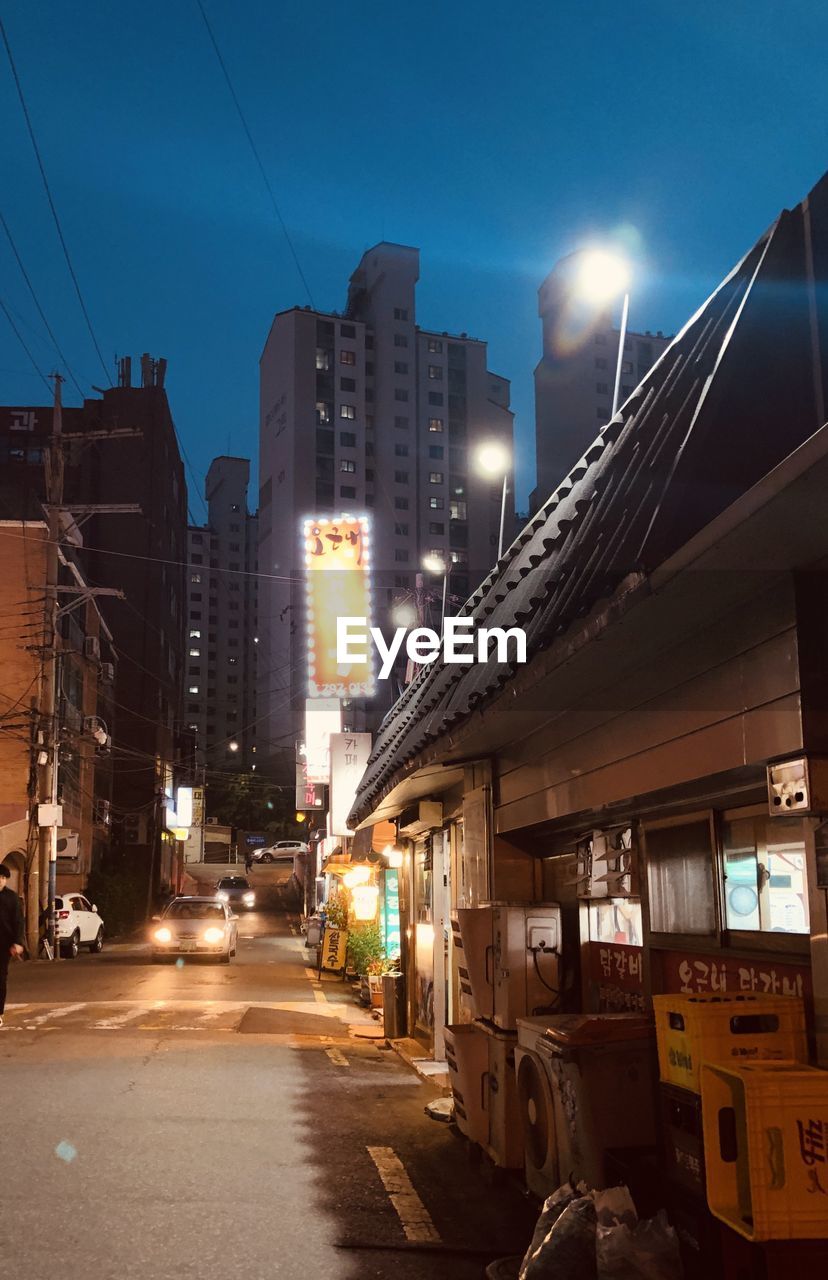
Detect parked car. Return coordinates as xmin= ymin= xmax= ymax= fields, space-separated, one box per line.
xmin=55 ymin=894 xmax=104 ymax=958
xmin=215 ymin=875 xmax=256 ymax=910
xmin=251 ymin=840 xmax=309 ymax=863
xmin=151 ymin=897 xmax=238 ymax=963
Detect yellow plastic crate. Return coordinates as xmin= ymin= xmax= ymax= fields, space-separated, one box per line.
xmin=652 ymin=993 xmax=807 ymax=1093
xmin=701 ymin=1061 xmax=828 ymax=1240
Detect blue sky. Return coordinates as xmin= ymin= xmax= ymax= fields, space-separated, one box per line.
xmin=1 ymin=1 xmax=826 ymax=511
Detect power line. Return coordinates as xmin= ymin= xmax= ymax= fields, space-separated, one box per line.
xmin=195 ymin=0 xmax=315 ymax=308
xmin=0 ymin=209 xmax=87 ymax=399
xmin=0 ymin=16 xmax=112 ymax=385
xmin=0 ymin=293 xmax=51 ymax=393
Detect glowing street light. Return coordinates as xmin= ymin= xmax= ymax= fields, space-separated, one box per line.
xmin=577 ymin=248 xmax=632 ymax=418
xmin=474 ymin=441 xmax=510 ymax=561
xmin=421 ymin=553 xmax=448 ymax=629
xmin=228 ymin=741 xmax=239 ymax=753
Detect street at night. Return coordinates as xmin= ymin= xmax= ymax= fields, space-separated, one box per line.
xmin=1 ymin=910 xmax=535 ymax=1280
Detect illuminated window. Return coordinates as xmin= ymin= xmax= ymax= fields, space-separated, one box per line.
xmin=428 ymin=418 xmax=443 ymax=432
xmin=429 ymin=471 xmax=443 ymax=484
xmin=722 ymin=816 xmax=809 ymax=934
xmin=340 ymin=459 xmax=356 ymax=473
xmin=188 ymin=685 xmax=199 ymax=695
xmin=427 ymin=338 xmax=443 ymax=353
xmin=428 ymin=365 xmax=443 ymax=380
xmin=189 ymin=629 xmax=201 ymax=639
xmin=189 ymin=648 xmax=201 ymax=658
xmin=340 ymin=404 xmax=355 ymax=420
xmin=340 ymin=349 xmax=355 ymax=365
xmin=429 ymin=497 xmax=444 ymax=510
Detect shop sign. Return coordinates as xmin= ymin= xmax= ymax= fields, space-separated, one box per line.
xmin=304 ymin=699 xmax=342 ymax=784
xmin=587 ymin=941 xmax=646 ymax=1013
xmin=381 ymin=868 xmax=401 ymax=960
xmin=321 ymin=924 xmax=348 ymax=972
xmin=329 ymin=732 xmax=372 ymax=835
xmin=303 ymin=514 xmax=374 ymax=698
xmin=658 ymin=949 xmax=811 ymax=1002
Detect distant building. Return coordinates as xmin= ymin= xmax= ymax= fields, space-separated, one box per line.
xmin=186 ymin=457 xmax=258 ymax=771
xmin=0 ymin=354 xmax=189 ymax=909
xmin=0 ymin=419 xmax=116 ymax=939
xmin=530 ymin=254 xmax=672 ymax=514
xmin=258 ymin=242 xmax=513 ymax=776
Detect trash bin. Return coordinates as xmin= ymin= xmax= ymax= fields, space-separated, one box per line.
xmin=382 ymin=972 xmax=407 ymax=1040
xmin=305 ymin=916 xmax=323 ymax=948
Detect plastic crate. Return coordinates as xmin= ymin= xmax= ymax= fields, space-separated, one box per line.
xmin=701 ymin=1061 xmax=828 ymax=1241
xmin=659 ymin=1082 xmax=706 ymax=1197
xmin=652 ymin=993 xmax=807 ymax=1093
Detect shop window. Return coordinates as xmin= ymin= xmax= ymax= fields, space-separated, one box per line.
xmin=645 ymin=817 xmax=716 ymax=936
xmin=722 ymin=816 xmax=809 ymax=934
xmin=588 ymin=900 xmax=642 ymax=946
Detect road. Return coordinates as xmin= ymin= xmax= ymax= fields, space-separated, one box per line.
xmin=0 ymin=909 xmax=536 ymax=1279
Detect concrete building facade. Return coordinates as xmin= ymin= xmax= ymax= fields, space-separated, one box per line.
xmin=259 ymin=242 xmax=513 ymax=776
xmin=186 ymin=456 xmax=258 ymax=772
xmin=530 ymin=253 xmax=672 ymax=514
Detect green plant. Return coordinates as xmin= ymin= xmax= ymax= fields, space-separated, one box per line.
xmin=346 ymin=920 xmax=384 ymax=977
xmin=324 ymin=891 xmax=349 ymax=930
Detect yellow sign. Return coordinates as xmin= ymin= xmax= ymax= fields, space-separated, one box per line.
xmin=321 ymin=924 xmax=349 ymax=972
xmin=304 ymin=515 xmax=374 ymax=698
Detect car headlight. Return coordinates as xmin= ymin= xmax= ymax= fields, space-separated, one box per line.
xmin=243 ymin=892 xmax=255 ymax=905
xmin=203 ymin=926 xmax=225 ymax=944
xmin=216 ymin=891 xmax=229 ymax=901
xmin=153 ymin=927 xmax=172 ymax=944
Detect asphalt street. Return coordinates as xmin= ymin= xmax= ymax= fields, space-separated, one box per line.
xmin=0 ymin=909 xmax=537 ymax=1280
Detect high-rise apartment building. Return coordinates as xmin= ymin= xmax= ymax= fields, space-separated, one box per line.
xmin=186 ymin=456 xmax=258 ymax=771
xmin=530 ymin=254 xmax=672 ymax=514
xmin=259 ymin=242 xmax=513 ymax=776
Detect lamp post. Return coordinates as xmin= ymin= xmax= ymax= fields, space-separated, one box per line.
xmin=576 ymin=249 xmax=632 ymax=418
xmin=474 ymin=441 xmax=510 ymax=561
xmin=421 ymin=553 xmax=448 ymax=631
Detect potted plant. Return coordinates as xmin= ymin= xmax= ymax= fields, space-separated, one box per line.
xmin=346 ymin=921 xmax=385 ymax=1004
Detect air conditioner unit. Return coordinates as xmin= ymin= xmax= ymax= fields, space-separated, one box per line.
xmin=100 ymin=662 xmax=115 ymax=684
xmin=205 ymin=816 xmax=219 ymax=826
xmin=123 ymin=813 xmax=147 ymax=845
xmin=84 ymin=636 xmax=101 ymax=660
xmin=397 ymin=800 xmax=442 ymax=836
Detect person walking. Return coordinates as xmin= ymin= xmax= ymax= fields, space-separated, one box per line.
xmin=0 ymin=865 xmax=26 ymax=1028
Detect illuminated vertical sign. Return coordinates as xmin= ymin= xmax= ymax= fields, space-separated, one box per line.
xmin=303 ymin=514 xmax=374 ymax=698
xmin=304 ymin=698 xmax=342 ymax=784
xmin=329 ymin=732 xmax=372 ymax=836
xmin=295 ymin=744 xmax=325 ymax=810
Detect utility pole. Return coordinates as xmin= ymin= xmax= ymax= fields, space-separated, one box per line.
xmin=34 ymin=374 xmax=64 ymax=958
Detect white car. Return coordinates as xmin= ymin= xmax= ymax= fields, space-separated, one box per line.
xmin=151 ymin=897 xmax=239 ymax=963
xmin=55 ymin=894 xmax=104 ymax=958
xmin=251 ymin=840 xmax=309 ymax=863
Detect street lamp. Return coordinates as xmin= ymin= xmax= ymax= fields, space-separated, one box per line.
xmin=421 ymin=553 xmax=448 ymax=630
xmin=475 ymin=441 xmax=510 ymax=560
xmin=576 ymin=249 xmax=632 ymax=418
xmin=228 ymin=740 xmax=239 ymax=754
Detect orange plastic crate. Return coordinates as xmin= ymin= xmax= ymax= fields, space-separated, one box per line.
xmin=652 ymin=993 xmax=807 ymax=1093
xmin=701 ymin=1061 xmax=828 ymax=1241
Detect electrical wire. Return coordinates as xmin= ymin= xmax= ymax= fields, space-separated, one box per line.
xmin=0 ymin=16 xmax=111 ymax=385
xmin=0 ymin=292 xmax=51 ymax=393
xmin=195 ymin=0 xmax=315 ymax=308
xmin=0 ymin=209 xmax=86 ymax=399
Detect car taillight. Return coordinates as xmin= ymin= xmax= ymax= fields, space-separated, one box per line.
xmin=58 ymin=910 xmax=70 ymax=919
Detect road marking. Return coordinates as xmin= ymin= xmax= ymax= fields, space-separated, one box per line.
xmin=24 ymin=1003 xmax=86 ymax=1028
xmin=367 ymin=1146 xmax=440 ymax=1242
xmin=325 ymin=1046 xmax=349 ymax=1066
xmin=90 ymin=1008 xmax=148 ymax=1029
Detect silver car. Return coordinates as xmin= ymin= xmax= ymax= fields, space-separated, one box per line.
xmin=151 ymin=897 xmax=238 ymax=963
xmin=251 ymin=840 xmax=309 ymax=863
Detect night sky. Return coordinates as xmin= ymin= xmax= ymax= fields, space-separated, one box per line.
xmin=1 ymin=1 xmax=825 ymax=512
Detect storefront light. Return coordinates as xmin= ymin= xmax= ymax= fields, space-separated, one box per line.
xmin=382 ymin=844 xmax=404 ymax=868
xmin=351 ymin=883 xmax=379 ymax=921
xmin=343 ymin=865 xmax=371 ymax=889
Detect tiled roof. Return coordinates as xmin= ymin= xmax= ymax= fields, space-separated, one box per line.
xmin=350 ymin=171 xmax=828 ymax=826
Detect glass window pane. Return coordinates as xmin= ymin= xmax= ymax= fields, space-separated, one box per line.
xmin=588 ymin=899 xmax=643 ymax=945
xmin=646 ymin=819 xmax=716 ymax=935
xmin=723 ymin=816 xmax=809 ymax=934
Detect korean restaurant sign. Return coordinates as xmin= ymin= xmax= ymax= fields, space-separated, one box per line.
xmin=329 ymin=732 xmax=372 ymax=836
xmin=657 ymin=949 xmax=812 ymax=1003
xmin=587 ymin=941 xmax=646 ymax=1014
xmin=304 ymin=515 xmax=374 ymax=698
xmin=295 ymin=747 xmax=325 ymax=811
xmin=304 ymin=699 xmax=342 ymax=785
